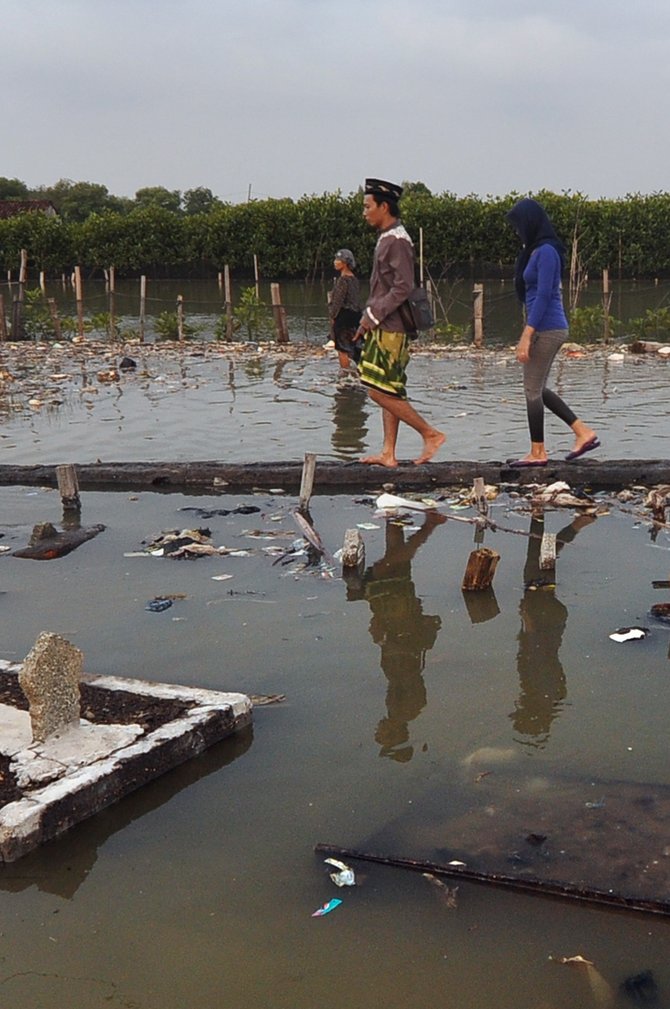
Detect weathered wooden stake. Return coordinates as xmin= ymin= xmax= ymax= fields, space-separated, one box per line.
xmin=602 ymin=268 xmax=612 ymax=343
xmin=139 ymin=275 xmax=147 ymax=343
xmin=47 ymin=298 xmax=62 ymax=341
xmin=472 ymin=477 xmax=488 ymax=516
xmin=56 ymin=464 xmax=81 ymax=513
xmin=472 ymin=283 xmax=484 ymax=347
xmin=253 ymin=254 xmax=260 ymax=300
xmin=539 ymin=532 xmax=557 ymax=570
xmin=419 ymin=227 xmax=425 ymax=285
xmin=224 ymin=265 xmax=234 ymax=342
xmin=108 ymin=265 xmax=116 ymax=340
xmin=74 ymin=265 xmax=85 ymax=340
xmin=177 ymin=295 xmax=184 ymax=342
xmin=217 ymin=271 xmax=223 ymax=293
xmin=342 ymin=529 xmax=365 ymax=570
xmin=39 ymin=270 xmax=46 ymax=293
xmin=271 ymin=283 xmax=290 ymax=344
xmin=299 ymin=452 xmax=317 ymax=511
xmin=0 ymin=293 xmax=6 ymax=341
xmin=462 ymin=547 xmax=499 ymax=591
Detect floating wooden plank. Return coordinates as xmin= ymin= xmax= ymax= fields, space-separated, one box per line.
xmin=1 ymin=459 xmax=670 ymax=493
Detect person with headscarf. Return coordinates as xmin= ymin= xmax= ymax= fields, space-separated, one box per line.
xmin=506 ymin=198 xmax=600 ymax=466
xmin=327 ymin=249 xmax=361 ymax=371
xmin=354 ymin=178 xmax=445 ymax=467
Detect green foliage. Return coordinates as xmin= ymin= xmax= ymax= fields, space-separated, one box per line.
xmin=134 ymin=186 xmax=182 ymax=214
xmin=0 ymin=177 xmax=30 ymax=200
xmin=153 ymin=310 xmax=200 ymax=341
xmin=432 ymin=321 xmax=471 ymax=344
xmin=5 ymin=185 xmax=670 ymax=281
xmin=627 ymin=307 xmax=670 ymax=340
xmin=230 ymin=287 xmax=272 ymax=340
xmin=22 ymin=289 xmax=54 ymax=340
xmin=568 ymin=305 xmax=618 ymax=343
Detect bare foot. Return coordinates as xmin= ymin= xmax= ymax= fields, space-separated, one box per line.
xmin=361 ymin=453 xmax=398 ymax=467
xmin=414 ymin=430 xmax=446 ymax=465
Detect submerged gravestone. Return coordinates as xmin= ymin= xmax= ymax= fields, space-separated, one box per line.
xmin=18 ymin=632 xmax=82 ymax=742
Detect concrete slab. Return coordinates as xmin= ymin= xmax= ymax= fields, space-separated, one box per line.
xmin=0 ymin=660 xmax=251 ymax=861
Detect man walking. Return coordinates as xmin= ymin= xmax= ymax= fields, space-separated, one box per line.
xmin=355 ymin=178 xmax=445 ymax=467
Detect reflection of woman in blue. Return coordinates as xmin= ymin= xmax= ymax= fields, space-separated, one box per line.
xmin=346 ymin=513 xmax=444 ymax=762
xmin=510 ymin=514 xmax=595 ymax=748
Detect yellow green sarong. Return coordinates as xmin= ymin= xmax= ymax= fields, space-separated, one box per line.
xmin=358 ymin=328 xmax=410 ymax=399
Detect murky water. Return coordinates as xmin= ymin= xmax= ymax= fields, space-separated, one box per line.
xmin=1 ymin=344 xmax=669 ymax=465
xmin=1 ymin=348 xmax=670 ymax=1008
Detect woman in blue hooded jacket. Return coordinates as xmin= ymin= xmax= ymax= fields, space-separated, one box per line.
xmin=506 ymin=198 xmax=599 ymax=466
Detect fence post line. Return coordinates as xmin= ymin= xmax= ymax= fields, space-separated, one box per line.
xmin=47 ymin=298 xmax=62 ymax=341
xmin=224 ymin=265 xmax=234 ymax=342
xmin=270 ymin=283 xmax=290 ymax=344
xmin=472 ymin=283 xmax=484 ymax=347
xmin=602 ymin=268 xmax=612 ymax=343
xmin=139 ymin=275 xmax=147 ymax=343
xmin=177 ymin=294 xmax=184 ymax=342
xmin=108 ymin=266 xmax=116 ymax=340
xmin=253 ymin=254 xmax=260 ymax=300
xmin=74 ymin=266 xmax=85 ymax=340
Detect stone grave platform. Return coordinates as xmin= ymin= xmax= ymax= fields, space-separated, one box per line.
xmin=0 ymin=652 xmax=251 ymax=862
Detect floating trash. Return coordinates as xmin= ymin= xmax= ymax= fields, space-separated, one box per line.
xmin=324 ymin=858 xmax=356 ymax=887
xmin=376 ymin=493 xmax=434 ymax=512
xmin=311 ymin=898 xmax=342 ymax=917
xmin=146 ymin=598 xmax=173 ymax=613
xmin=609 ymin=627 xmax=649 ymax=643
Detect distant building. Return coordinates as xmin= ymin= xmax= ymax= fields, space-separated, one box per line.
xmin=0 ymin=200 xmax=58 ymax=219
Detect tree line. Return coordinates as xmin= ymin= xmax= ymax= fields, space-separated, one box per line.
xmin=2 ymin=177 xmax=670 ymax=278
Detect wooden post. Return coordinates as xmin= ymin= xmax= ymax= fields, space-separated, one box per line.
xmin=299 ymin=452 xmax=317 ymax=511
xmin=473 ymin=283 xmax=484 ymax=347
xmin=341 ymin=529 xmax=365 ymax=570
xmin=224 ymin=265 xmax=234 ymax=342
xmin=19 ymin=249 xmax=27 ymax=288
xmin=177 ymin=295 xmax=184 ymax=342
xmin=602 ymin=268 xmax=612 ymax=343
xmin=47 ymin=298 xmax=62 ymax=341
xmin=271 ymin=283 xmax=289 ymax=344
xmin=0 ymin=293 xmax=6 ymax=341
xmin=218 ymin=271 xmax=223 ymax=293
xmin=472 ymin=477 xmax=488 ymax=516
xmin=461 ymin=547 xmax=499 ymax=591
xmin=108 ymin=266 xmax=116 ymax=340
xmin=253 ymin=254 xmax=260 ymax=300
xmin=74 ymin=266 xmax=85 ymax=340
xmin=139 ymin=275 xmax=147 ymax=343
xmin=426 ymin=277 xmax=435 ymax=321
xmin=39 ymin=271 xmax=46 ymax=293
xmin=539 ymin=532 xmax=557 ymax=570
xmin=11 ymin=249 xmax=28 ymax=340
xmin=56 ymin=464 xmax=81 ymax=513
xmin=419 ymin=227 xmax=425 ymax=286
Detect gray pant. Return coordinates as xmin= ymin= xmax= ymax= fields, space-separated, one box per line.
xmin=523 ymin=329 xmax=577 ymax=442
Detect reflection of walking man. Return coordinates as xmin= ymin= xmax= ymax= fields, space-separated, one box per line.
xmin=510 ymin=514 xmax=595 ymax=748
xmin=355 ymin=178 xmax=445 ymax=467
xmin=346 ymin=513 xmax=444 ymax=762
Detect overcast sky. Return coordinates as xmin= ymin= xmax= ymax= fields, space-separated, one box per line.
xmin=4 ymin=0 xmax=669 ymax=203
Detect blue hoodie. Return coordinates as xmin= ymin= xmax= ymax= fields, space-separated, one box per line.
xmin=507 ymin=198 xmax=568 ymax=332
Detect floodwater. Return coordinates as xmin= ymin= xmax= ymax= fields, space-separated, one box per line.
xmin=1 ymin=348 xmax=670 ymax=1008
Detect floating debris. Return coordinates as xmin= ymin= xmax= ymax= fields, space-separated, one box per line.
xmin=324 ymin=858 xmax=356 ymax=887
xmin=146 ymin=598 xmax=173 ymax=613
xmin=609 ymin=627 xmax=649 ymax=643
xmin=376 ymin=492 xmax=434 ymax=512
xmin=422 ymin=873 xmax=458 ymax=908
xmin=311 ymin=898 xmax=342 ymax=917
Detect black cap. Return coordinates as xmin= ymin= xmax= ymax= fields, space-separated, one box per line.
xmin=364 ymin=178 xmax=403 ymax=201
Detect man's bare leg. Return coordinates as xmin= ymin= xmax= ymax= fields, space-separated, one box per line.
xmin=361 ymin=388 xmax=445 ymax=466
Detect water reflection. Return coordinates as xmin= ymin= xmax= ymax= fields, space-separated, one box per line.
xmin=330 ymin=381 xmax=369 ymax=459
xmin=0 ymin=727 xmax=252 ymax=899
xmin=346 ymin=514 xmax=444 ymax=761
xmin=510 ymin=514 xmax=596 ymax=749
